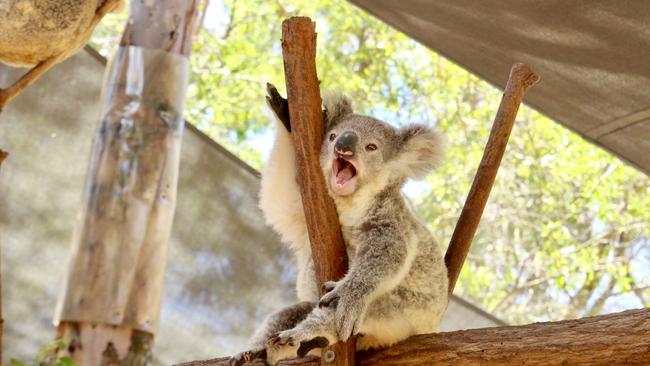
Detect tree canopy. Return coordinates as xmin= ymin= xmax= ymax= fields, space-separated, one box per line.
xmin=91 ymin=0 xmax=649 ymax=325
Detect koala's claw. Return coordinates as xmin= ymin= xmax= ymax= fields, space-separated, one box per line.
xmin=319 ymin=283 xmax=341 ymax=308
xmin=318 ymin=293 xmax=339 ymax=308
xmin=229 ymin=348 xmax=266 ymax=365
xmin=321 ymin=281 xmax=337 ymax=293
xmin=267 ymin=332 xmax=294 ymax=347
xmin=265 ymin=83 xmax=291 ymax=133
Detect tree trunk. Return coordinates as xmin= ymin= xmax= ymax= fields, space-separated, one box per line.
xmin=54 ymin=1 xmax=198 ymax=365
xmin=175 ymin=308 xmax=650 ymax=366
xmin=0 ymin=149 xmax=5 ymax=364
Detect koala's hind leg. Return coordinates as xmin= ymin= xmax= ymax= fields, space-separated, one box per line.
xmin=267 ymin=306 xmax=338 ymax=359
xmin=230 ymin=301 xmax=315 ymax=366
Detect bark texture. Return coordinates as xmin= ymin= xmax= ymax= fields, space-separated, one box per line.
xmin=0 ymin=149 xmax=4 ymax=363
xmin=445 ymin=63 xmax=540 ymax=296
xmin=281 ymin=16 xmax=355 ymax=366
xmin=175 ymin=308 xmax=650 ymax=366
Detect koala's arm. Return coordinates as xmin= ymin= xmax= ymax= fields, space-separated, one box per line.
xmin=259 ymin=85 xmax=309 ymax=249
xmin=346 ymin=224 xmax=414 ymax=299
xmin=319 ymin=220 xmax=416 ymax=338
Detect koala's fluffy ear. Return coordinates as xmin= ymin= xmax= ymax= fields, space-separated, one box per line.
xmin=395 ymin=124 xmax=446 ymax=180
xmin=322 ymin=93 xmax=353 ymax=130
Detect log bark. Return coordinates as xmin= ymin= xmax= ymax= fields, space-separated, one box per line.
xmin=0 ymin=149 xmax=5 ymax=363
xmin=175 ymin=308 xmax=650 ymax=366
xmin=445 ymin=63 xmax=539 ymax=296
xmin=281 ymin=16 xmax=355 ymax=366
xmin=54 ymin=1 xmax=198 ymax=365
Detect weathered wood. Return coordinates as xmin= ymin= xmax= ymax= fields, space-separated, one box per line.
xmin=57 ymin=322 xmax=153 ymax=366
xmin=445 ymin=63 xmax=539 ymax=296
xmin=175 ymin=308 xmax=650 ymax=366
xmin=0 ymin=149 xmax=5 ymax=363
xmin=358 ymin=308 xmax=650 ymax=366
xmin=281 ymin=16 xmax=355 ymax=366
xmin=54 ymin=1 xmax=199 ymax=365
xmin=176 ymin=355 xmax=320 ymax=366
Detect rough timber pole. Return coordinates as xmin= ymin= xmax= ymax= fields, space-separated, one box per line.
xmin=0 ymin=149 xmax=5 ymax=364
xmin=445 ymin=63 xmax=539 ymax=297
xmin=54 ymin=1 xmax=199 ymax=365
xmin=281 ymin=17 xmax=355 ymax=366
xmin=175 ymin=307 xmax=650 ymax=366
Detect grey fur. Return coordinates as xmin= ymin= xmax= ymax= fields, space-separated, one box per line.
xmin=234 ymin=92 xmax=448 ymax=365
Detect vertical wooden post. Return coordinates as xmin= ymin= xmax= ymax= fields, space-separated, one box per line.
xmin=0 ymin=149 xmax=5 ymax=364
xmin=445 ymin=63 xmax=539 ymax=296
xmin=281 ymin=17 xmax=355 ymax=366
xmin=54 ymin=2 xmax=199 ymax=365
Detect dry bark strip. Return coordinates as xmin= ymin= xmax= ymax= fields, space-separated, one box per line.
xmin=0 ymin=149 xmax=5 ymax=363
xmin=281 ymin=17 xmax=356 ymax=366
xmin=175 ymin=308 xmax=650 ymax=366
xmin=445 ymin=63 xmax=540 ymax=296
xmin=55 ymin=1 xmax=199 ymax=365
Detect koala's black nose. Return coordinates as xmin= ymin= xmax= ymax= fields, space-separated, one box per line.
xmin=334 ymin=131 xmax=358 ymax=156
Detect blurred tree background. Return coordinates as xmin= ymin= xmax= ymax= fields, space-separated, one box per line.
xmin=91 ymin=0 xmax=649 ymax=325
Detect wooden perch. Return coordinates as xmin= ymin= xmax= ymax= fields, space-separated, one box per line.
xmin=176 ymin=308 xmax=650 ymax=366
xmin=0 ymin=149 xmax=4 ymax=363
xmin=445 ymin=63 xmax=539 ymax=296
xmin=281 ymin=16 xmax=355 ymax=366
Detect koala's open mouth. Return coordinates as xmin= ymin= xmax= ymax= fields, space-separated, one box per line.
xmin=331 ymin=156 xmax=358 ymax=195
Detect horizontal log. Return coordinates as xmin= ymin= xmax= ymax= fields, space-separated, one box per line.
xmin=174 ymin=308 xmax=650 ymax=366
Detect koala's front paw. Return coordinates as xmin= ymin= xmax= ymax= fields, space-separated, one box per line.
xmin=229 ymin=348 xmax=266 ymax=365
xmin=266 ymin=330 xmax=296 ymax=348
xmin=318 ymin=282 xmax=366 ymax=341
xmin=335 ymin=294 xmax=365 ymax=341
xmin=321 ymin=280 xmax=338 ymax=294
xmin=318 ymin=281 xmax=342 ymax=308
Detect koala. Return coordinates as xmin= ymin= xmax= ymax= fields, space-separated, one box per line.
xmin=230 ymin=85 xmax=448 ymax=365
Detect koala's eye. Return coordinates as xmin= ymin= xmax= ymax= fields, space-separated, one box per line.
xmin=329 ymin=133 xmax=336 ymax=142
xmin=366 ymin=143 xmax=378 ymax=151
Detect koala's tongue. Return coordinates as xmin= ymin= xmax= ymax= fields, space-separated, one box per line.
xmin=336 ymin=162 xmax=355 ymax=185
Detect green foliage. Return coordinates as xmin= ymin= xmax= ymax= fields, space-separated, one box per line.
xmin=90 ymin=0 xmax=650 ymax=324
xmin=10 ymin=340 xmax=76 ymax=366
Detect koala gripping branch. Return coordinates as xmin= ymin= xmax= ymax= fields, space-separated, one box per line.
xmin=280 ymin=17 xmax=355 ymax=366
xmin=444 ymin=63 xmax=540 ymax=297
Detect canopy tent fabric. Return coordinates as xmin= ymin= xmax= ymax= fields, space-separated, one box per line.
xmin=351 ymin=0 xmax=650 ymax=176
xmin=0 ymin=47 xmax=503 ymax=365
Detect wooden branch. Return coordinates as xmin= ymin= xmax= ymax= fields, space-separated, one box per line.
xmin=281 ymin=16 xmax=355 ymax=366
xmin=358 ymin=308 xmax=650 ymax=365
xmin=0 ymin=149 xmax=5 ymax=366
xmin=0 ymin=54 xmax=61 ymax=112
xmin=120 ymin=0 xmax=199 ymax=56
xmin=445 ymin=63 xmax=540 ymax=296
xmin=176 ymin=355 xmax=320 ymax=366
xmin=176 ymin=308 xmax=650 ymax=366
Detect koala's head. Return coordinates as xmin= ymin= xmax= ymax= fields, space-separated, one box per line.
xmin=319 ymin=94 xmax=445 ymax=197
